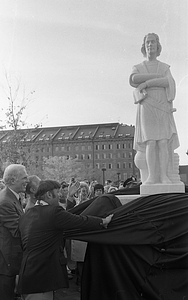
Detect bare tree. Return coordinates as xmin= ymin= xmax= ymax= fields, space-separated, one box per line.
xmin=0 ymin=72 xmax=39 ymax=172
xmin=3 ymin=72 xmax=35 ymax=130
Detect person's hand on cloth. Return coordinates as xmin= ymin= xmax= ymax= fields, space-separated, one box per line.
xmin=102 ymin=214 xmax=114 ymax=228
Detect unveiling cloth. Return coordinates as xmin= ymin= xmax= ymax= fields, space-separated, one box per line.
xmin=65 ymin=193 xmax=188 ymax=300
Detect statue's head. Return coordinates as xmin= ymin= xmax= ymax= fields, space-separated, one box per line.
xmin=141 ymin=33 xmax=162 ymax=57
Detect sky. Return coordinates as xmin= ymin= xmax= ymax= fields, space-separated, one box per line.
xmin=0 ymin=0 xmax=187 ymax=164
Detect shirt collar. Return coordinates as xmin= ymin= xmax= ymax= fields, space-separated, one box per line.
xmin=8 ymin=187 xmax=20 ymax=201
xmin=35 ymin=200 xmax=49 ymax=206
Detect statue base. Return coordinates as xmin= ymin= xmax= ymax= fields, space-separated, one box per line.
xmin=140 ymin=183 xmax=185 ymax=196
xmin=117 ymin=195 xmax=141 ymax=205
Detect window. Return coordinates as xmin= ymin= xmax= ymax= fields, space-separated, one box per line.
xmin=96 ymin=163 xmax=100 ymax=169
xmin=117 ymin=144 xmax=120 ymax=149
xmin=117 ymin=163 xmax=121 ymax=169
xmin=58 ymin=133 xmax=65 ymax=140
xmin=123 ymin=162 xmax=126 ymax=169
xmin=128 ymin=143 xmax=131 ymax=148
xmin=123 ymin=173 xmax=128 ymax=180
xmin=87 ymin=154 xmax=92 ymax=159
xmin=102 ymin=144 xmax=106 ymax=150
xmin=75 ymin=146 xmax=79 ymax=151
xmin=123 ymin=153 xmax=126 ymax=158
xmin=88 ymin=145 xmax=92 ymax=150
xmin=129 ymin=162 xmax=132 ymax=168
xmin=55 ymin=146 xmax=59 ymax=152
xmin=80 ymin=154 xmax=85 ymax=160
xmin=95 ymin=153 xmax=100 ymax=159
xmin=47 ymin=133 xmax=53 ymax=140
xmin=129 ymin=152 xmax=132 ymax=158
xmin=123 ymin=143 xmax=126 ymax=149
xmin=96 ymin=145 xmax=99 ymax=150
xmin=81 ymin=145 xmax=85 ymax=150
xmin=108 ymin=153 xmax=113 ymax=159
xmin=108 ymin=144 xmax=113 ymax=150
xmin=67 ymin=146 xmax=70 ymax=151
xmin=61 ymin=146 xmax=65 ymax=151
xmin=102 ymin=153 xmax=106 ymax=159
xmin=117 ymin=153 xmax=121 ymax=158
xmin=39 ymin=134 xmax=46 ymax=141
xmin=75 ymin=154 xmax=79 ymax=159
xmin=108 ymin=163 xmax=112 ymax=169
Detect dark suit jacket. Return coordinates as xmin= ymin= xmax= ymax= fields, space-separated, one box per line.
xmin=17 ymin=205 xmax=104 ymax=294
xmin=0 ymin=187 xmax=24 ymax=276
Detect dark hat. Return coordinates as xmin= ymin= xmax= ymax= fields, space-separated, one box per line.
xmin=94 ymin=183 xmax=104 ymax=193
xmin=35 ymin=180 xmax=61 ymax=199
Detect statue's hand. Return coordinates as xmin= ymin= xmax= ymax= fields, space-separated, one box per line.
xmin=138 ymin=82 xmax=147 ymax=92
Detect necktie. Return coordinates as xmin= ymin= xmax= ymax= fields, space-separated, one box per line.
xmin=19 ymin=196 xmax=22 ymax=205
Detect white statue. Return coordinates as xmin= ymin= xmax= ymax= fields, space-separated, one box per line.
xmin=130 ymin=33 xmax=180 ymax=185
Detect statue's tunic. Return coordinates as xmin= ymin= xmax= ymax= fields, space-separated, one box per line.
xmin=130 ymin=61 xmax=179 ymax=153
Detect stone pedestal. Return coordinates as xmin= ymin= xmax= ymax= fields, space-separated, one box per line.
xmin=117 ymin=183 xmax=185 ymax=206
xmin=140 ymin=182 xmax=185 ymax=196
xmin=134 ymin=151 xmax=185 ymax=196
xmin=117 ymin=195 xmax=141 ymax=205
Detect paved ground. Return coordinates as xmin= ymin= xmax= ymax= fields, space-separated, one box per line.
xmin=54 ymin=274 xmax=80 ymax=300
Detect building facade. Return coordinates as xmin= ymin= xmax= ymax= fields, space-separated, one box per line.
xmin=179 ymin=165 xmax=188 ymax=185
xmin=0 ymin=122 xmax=140 ymax=182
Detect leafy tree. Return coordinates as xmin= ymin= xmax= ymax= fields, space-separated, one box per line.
xmin=105 ymin=169 xmax=121 ymax=185
xmin=42 ymin=156 xmax=107 ymax=184
xmin=42 ymin=156 xmax=85 ymax=182
xmin=79 ymin=164 xmax=102 ymax=183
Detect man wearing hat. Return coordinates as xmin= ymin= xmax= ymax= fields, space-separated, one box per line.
xmin=17 ymin=180 xmax=113 ymax=300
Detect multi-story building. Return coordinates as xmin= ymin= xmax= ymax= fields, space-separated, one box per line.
xmin=179 ymin=165 xmax=188 ymax=185
xmin=0 ymin=122 xmax=140 ymax=183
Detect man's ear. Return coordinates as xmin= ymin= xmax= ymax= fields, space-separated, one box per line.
xmin=30 ymin=187 xmax=35 ymax=194
xmin=46 ymin=190 xmax=52 ymax=199
xmin=11 ymin=178 xmax=16 ymax=185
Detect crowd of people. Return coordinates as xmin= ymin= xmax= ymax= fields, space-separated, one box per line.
xmin=0 ymin=159 xmax=140 ymax=300
xmin=1 ymin=163 xmax=138 ymax=299
xmin=0 ymin=162 xmax=140 ymax=300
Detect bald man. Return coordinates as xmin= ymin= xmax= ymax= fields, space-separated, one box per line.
xmin=0 ymin=164 xmax=28 ymax=300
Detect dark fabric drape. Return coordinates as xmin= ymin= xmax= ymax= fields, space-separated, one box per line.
xmin=65 ymin=193 xmax=188 ymax=300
